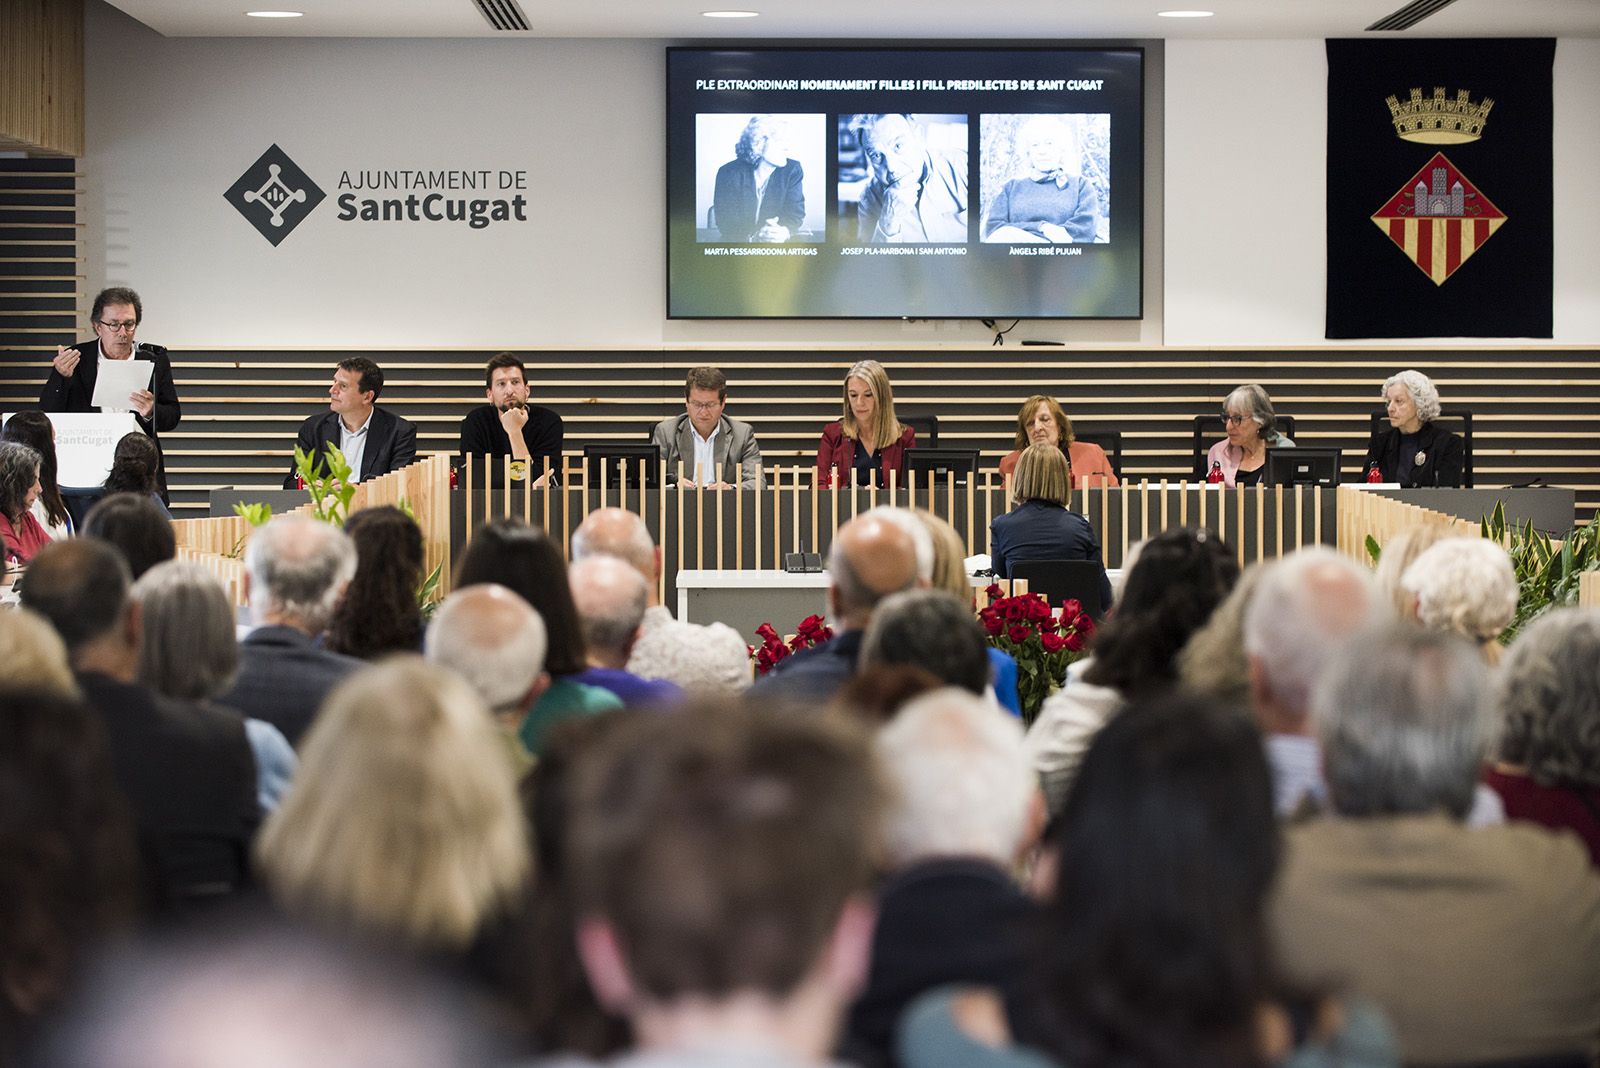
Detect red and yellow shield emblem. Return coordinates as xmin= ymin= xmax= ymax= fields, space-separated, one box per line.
xmin=1371 ymin=152 xmax=1506 ymax=286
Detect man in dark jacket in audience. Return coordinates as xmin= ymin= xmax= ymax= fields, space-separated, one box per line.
xmin=21 ymin=539 xmax=258 ymax=914
xmin=218 ymin=514 xmax=361 ymax=747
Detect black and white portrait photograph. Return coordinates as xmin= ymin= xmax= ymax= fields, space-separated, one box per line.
xmin=695 ymin=113 xmax=825 ymax=243
xmin=838 ymin=114 xmax=970 ymax=244
xmin=979 ymin=113 xmax=1110 ymax=244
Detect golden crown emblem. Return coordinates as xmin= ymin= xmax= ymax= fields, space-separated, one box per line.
xmin=1386 ymin=88 xmax=1493 ymax=144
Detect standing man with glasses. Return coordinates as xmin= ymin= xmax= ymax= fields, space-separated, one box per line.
xmin=40 ymin=286 xmax=181 ymax=504
xmin=650 ymin=366 xmax=763 ymax=489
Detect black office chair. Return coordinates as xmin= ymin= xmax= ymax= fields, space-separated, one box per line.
xmin=1192 ymin=413 xmax=1297 ymax=479
xmin=1072 ymin=430 xmax=1122 ymax=480
xmin=1367 ymin=408 xmax=1474 ymax=487
xmin=899 ymin=412 xmax=938 ymax=447
xmin=1008 ymin=559 xmax=1106 ymax=620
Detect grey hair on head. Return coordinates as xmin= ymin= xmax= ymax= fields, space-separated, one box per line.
xmin=1383 ymin=369 xmax=1442 ymax=423
xmin=0 ymin=439 xmax=41 ymax=520
xmin=1223 ymin=384 xmax=1283 ymax=444
xmin=130 ymin=560 xmax=239 ymax=701
xmin=1312 ymin=624 xmax=1495 ymax=820
xmin=244 ymin=515 xmax=357 ymax=631
xmin=1497 ymin=608 xmax=1600 ymax=789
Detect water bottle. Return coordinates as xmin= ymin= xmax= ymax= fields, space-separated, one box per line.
xmin=1205 ymin=461 xmax=1224 ymax=485
xmin=1365 ymin=463 xmax=1383 ymax=484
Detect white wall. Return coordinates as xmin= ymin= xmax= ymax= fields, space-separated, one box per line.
xmin=1165 ymin=37 xmax=1600 ymax=346
xmin=82 ymin=2 xmax=1596 ymax=349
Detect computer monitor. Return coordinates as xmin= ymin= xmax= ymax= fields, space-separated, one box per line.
xmin=904 ymin=448 xmax=980 ymax=485
xmin=1267 ymin=446 xmax=1341 ymax=488
xmin=582 ymin=443 xmax=661 ymax=488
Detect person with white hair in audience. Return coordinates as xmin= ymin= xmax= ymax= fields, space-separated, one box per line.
xmin=567 ymin=555 xmax=683 ymax=708
xmin=749 ymin=509 xmax=921 ymax=703
xmin=1244 ymin=547 xmax=1386 ymax=817
xmin=1400 ymin=535 xmax=1518 ymax=665
xmin=1271 ymin=625 xmax=1600 ymax=1064
xmin=1360 ymin=369 xmax=1464 ymax=486
xmin=841 ymin=689 xmax=1041 ymax=1068
xmin=425 ymin=582 xmax=551 ymax=773
xmin=219 ymin=514 xmax=360 ymax=748
xmin=131 ymin=560 xmax=298 ymax=814
xmin=571 ymin=507 xmax=750 ymax=692
xmin=1370 ymin=523 xmax=1454 ymax=619
xmin=1487 ymin=608 xmax=1600 ymax=867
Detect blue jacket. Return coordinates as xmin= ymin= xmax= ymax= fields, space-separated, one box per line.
xmin=989 ymin=499 xmax=1112 ymax=609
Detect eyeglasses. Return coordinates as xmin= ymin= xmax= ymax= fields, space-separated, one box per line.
xmin=1220 ymin=413 xmax=1246 ymax=425
xmin=97 ymin=319 xmax=138 ymax=332
xmin=687 ymin=399 xmax=723 ymax=412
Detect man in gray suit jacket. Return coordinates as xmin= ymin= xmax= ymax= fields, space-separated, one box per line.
xmin=650 ymin=366 xmax=763 ymax=489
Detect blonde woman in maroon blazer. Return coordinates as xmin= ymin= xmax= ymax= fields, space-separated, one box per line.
xmin=817 ymin=359 xmax=915 ymax=487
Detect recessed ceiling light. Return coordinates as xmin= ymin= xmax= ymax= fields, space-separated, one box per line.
xmin=246 ymin=10 xmax=305 ymax=17
xmin=702 ymin=10 xmax=760 ymax=17
xmin=1157 ymin=9 xmax=1215 ymax=16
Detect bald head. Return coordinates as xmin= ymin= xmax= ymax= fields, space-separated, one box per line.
xmin=1244 ymin=547 xmax=1386 ymax=732
xmin=572 ymin=508 xmax=659 ymax=597
xmin=829 ymin=513 xmax=920 ymax=631
xmin=568 ymin=555 xmax=649 ymax=668
xmin=425 ymin=583 xmax=547 ymax=716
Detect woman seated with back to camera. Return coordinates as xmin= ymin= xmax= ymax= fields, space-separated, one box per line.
xmin=998 ymin=395 xmax=1117 ymax=489
xmin=1205 ymin=383 xmax=1294 ymax=488
xmin=817 ymin=359 xmax=915 ymax=488
xmin=1361 ymin=369 xmax=1463 ymax=487
xmin=989 ymin=443 xmax=1111 ymax=611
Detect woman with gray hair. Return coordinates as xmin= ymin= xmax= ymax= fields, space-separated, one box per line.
xmin=1203 ymin=383 xmax=1293 ymax=487
xmin=0 ymin=439 xmax=52 ymax=567
xmin=1361 ymin=369 xmax=1464 ymax=486
xmin=1487 ymin=609 xmax=1600 ymax=866
xmin=130 ymin=560 xmax=296 ymax=813
xmin=711 ymin=114 xmax=806 ymax=243
xmin=1399 ymin=536 xmax=1518 ymax=665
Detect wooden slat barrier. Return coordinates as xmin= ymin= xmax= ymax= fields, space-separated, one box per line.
xmin=1580 ymin=571 xmax=1600 ymax=609
xmin=174 ymin=545 xmax=247 ymax=608
xmin=170 ymin=453 xmax=454 ymax=597
xmin=1334 ymin=485 xmax=1477 ymax=566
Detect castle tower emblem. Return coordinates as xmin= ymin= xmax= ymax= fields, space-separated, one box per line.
xmin=1370 ymin=152 xmax=1506 ymax=286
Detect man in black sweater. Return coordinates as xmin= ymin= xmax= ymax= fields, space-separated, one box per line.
xmin=457 ymin=351 xmax=563 ymax=486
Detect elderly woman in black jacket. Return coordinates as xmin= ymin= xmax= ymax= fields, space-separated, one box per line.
xmin=1361 ymin=369 xmax=1463 ymax=486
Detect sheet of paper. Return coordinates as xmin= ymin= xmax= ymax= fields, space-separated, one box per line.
xmin=91 ymin=358 xmax=154 ymax=412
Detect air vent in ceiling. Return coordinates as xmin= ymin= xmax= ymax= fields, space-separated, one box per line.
xmin=473 ymin=0 xmax=531 ymax=31
xmin=1365 ymin=0 xmax=1461 ymax=32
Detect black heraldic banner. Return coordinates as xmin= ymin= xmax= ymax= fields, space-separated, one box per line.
xmin=1326 ymin=38 xmax=1554 ymax=339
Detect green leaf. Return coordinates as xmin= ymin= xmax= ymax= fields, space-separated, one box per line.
xmin=1365 ymin=534 xmax=1382 ymax=564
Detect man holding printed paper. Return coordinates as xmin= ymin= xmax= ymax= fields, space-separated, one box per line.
xmin=39 ymin=286 xmax=181 ymax=503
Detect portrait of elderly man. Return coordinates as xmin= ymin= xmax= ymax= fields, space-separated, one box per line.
xmin=710 ymin=114 xmax=809 ymax=243
xmin=845 ymin=114 xmax=970 ymax=244
xmin=981 ymin=113 xmax=1106 ymax=245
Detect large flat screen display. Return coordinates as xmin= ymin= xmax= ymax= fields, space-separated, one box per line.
xmin=666 ymin=46 xmax=1144 ymax=320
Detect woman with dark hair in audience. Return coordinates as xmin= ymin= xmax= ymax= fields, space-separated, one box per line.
xmin=324 ymin=505 xmax=425 ymax=660
xmin=899 ymin=694 xmax=1394 ymax=1068
xmin=1489 ymin=609 xmax=1600 ymax=867
xmin=454 ymin=518 xmax=622 ymax=758
xmin=81 ymin=492 xmax=175 ymax=580
xmin=1026 ymin=526 xmax=1239 ymax=813
xmin=130 ymin=560 xmax=297 ymax=815
xmin=0 ymin=689 xmax=139 ymax=1067
xmin=997 ymin=395 xmax=1117 ymax=489
xmin=2 ymin=411 xmax=72 ymax=539
xmin=102 ymin=431 xmax=168 ymax=515
xmin=0 ymin=440 xmax=52 ymax=568
xmin=817 ymin=359 xmax=915 ymax=488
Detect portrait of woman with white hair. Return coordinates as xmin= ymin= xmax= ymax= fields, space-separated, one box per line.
xmin=1361 ymin=369 xmax=1464 ymax=486
xmin=1400 ymin=536 xmax=1518 ymax=664
xmin=710 ymin=114 xmax=807 ymax=243
xmin=981 ymin=113 xmax=1104 ymax=244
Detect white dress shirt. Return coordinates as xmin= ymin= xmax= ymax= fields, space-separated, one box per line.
xmin=338 ymin=412 xmax=372 ymax=484
xmin=691 ymin=423 xmax=719 ymax=485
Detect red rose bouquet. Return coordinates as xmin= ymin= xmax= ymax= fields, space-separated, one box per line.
xmin=749 ymin=613 xmax=835 ymax=676
xmin=979 ymin=585 xmax=1095 ymax=724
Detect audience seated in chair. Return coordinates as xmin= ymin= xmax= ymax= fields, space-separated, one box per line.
xmin=567 ymin=555 xmax=684 ymax=709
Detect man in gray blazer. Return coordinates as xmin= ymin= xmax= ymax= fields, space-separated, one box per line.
xmin=650 ymin=366 xmax=763 ymax=489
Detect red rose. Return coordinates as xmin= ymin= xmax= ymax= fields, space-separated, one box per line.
xmin=1073 ymin=613 xmax=1093 ymax=632
xmin=1007 ymin=623 xmax=1032 ymax=644
xmin=1064 ymin=630 xmax=1086 ymax=653
xmin=1040 ymin=632 xmax=1067 ymax=653
xmin=1027 ymin=597 xmax=1051 ymax=621
xmin=1061 ymin=599 xmax=1082 ymax=619
xmin=981 ymin=614 xmax=1004 ymax=636
xmin=984 ymin=583 xmax=1003 ymax=600
xmin=1003 ymin=602 xmax=1025 ymax=621
xmin=756 ymin=622 xmax=780 ymax=642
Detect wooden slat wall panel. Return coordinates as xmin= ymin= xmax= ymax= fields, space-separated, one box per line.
xmin=3 ymin=345 xmax=1599 ymax=523
xmin=0 ymin=157 xmax=81 ymax=442
xmin=0 ymin=0 xmax=84 ymax=158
